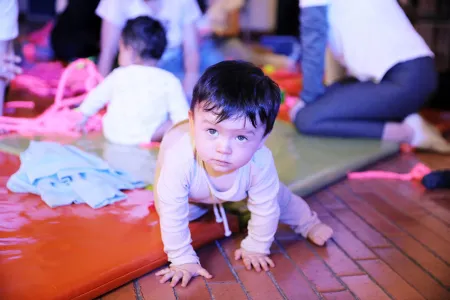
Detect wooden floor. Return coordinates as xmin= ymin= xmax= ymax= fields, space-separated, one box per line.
xmin=98 ymin=152 xmax=450 ymax=300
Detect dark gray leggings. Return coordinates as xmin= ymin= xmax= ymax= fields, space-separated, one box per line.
xmin=293 ymin=56 xmax=438 ymax=138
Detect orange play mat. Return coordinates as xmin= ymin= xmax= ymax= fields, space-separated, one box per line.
xmin=0 ymin=153 xmax=238 ymax=300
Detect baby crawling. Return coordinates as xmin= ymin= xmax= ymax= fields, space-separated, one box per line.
xmin=154 ymin=61 xmax=333 ymax=287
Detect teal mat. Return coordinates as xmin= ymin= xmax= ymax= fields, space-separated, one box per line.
xmin=0 ymin=121 xmax=399 ymax=196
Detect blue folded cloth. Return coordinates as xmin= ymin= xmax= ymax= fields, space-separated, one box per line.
xmin=7 ymin=141 xmax=147 ymax=208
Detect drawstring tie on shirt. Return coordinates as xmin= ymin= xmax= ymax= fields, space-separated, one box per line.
xmin=213 ymin=202 xmax=232 ymax=237
xmin=202 ymin=156 xmax=232 ymax=237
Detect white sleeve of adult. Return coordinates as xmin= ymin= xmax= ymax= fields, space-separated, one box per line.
xmin=0 ymin=0 xmax=19 ymax=40
xmin=95 ymin=0 xmax=128 ymax=28
xmin=300 ymin=0 xmax=330 ymax=8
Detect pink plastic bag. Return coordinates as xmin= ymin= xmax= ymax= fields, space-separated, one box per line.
xmin=10 ymin=62 xmax=72 ymax=98
xmin=0 ymin=58 xmax=104 ymax=137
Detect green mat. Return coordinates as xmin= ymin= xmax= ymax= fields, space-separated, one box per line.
xmin=265 ymin=122 xmax=399 ymax=197
xmin=0 ymin=121 xmax=399 ymax=196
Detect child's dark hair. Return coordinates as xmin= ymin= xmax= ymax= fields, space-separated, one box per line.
xmin=121 ymin=16 xmax=167 ymax=60
xmin=191 ymin=60 xmax=281 ymax=136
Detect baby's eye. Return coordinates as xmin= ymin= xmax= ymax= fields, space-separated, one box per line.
xmin=236 ymin=135 xmax=248 ymax=142
xmin=207 ymin=129 xmax=218 ymax=136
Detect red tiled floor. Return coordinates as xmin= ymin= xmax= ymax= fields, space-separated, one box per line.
xmin=330 ymin=183 xmax=407 ymax=238
xmin=313 ymin=240 xmax=365 ymax=277
xmin=322 ymin=183 xmax=450 ymax=287
xmin=309 ymin=200 xmax=330 ymax=217
xmin=217 ymin=236 xmax=245 ymax=268
xmin=330 ymin=208 xmax=391 ymax=248
xmin=174 ymin=277 xmax=211 ymax=300
xmin=315 ymin=190 xmax=348 ymax=210
xmin=389 ymin=235 xmax=450 ymax=286
xmin=277 ymin=239 xmax=345 ymax=292
xmin=375 ymin=247 xmax=450 ymax=300
xmin=369 ymin=181 xmax=450 ymax=241
xmin=137 ymin=269 xmax=176 ymax=300
xmin=376 ymin=155 xmax=450 ymax=223
xmin=318 ymin=214 xmax=377 ymax=260
xmin=341 ymin=275 xmax=390 ymax=300
xmin=359 ymin=259 xmax=426 ymax=300
xmin=395 ymin=183 xmax=450 ymax=224
xmin=418 ymin=190 xmax=450 ymax=224
xmin=269 ymin=251 xmax=320 ymax=299
xmin=322 ymin=290 xmax=355 ymax=300
xmin=218 ymin=237 xmax=285 ymax=300
xmin=198 ymin=242 xmax=237 ymax=283
xmin=233 ymin=266 xmax=284 ymax=300
xmin=207 ymin=283 xmax=247 ymax=300
xmin=101 ymin=283 xmax=137 ymax=300
xmin=358 ymin=192 xmax=450 ymax=264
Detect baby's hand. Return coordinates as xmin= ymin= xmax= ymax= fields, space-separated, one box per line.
xmin=155 ymin=263 xmax=212 ymax=287
xmin=234 ymin=248 xmax=275 ymax=272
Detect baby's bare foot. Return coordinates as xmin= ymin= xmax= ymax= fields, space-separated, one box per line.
xmin=307 ymin=223 xmax=333 ymax=246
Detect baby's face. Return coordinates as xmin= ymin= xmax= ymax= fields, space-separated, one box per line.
xmin=189 ymin=104 xmax=267 ymax=176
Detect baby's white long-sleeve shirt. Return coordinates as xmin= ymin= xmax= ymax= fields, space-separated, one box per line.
xmin=155 ymin=128 xmax=280 ymax=266
xmin=79 ymin=65 xmax=189 ymax=145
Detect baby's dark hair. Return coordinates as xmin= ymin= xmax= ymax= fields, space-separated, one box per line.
xmin=191 ymin=60 xmax=281 ymax=136
xmin=121 ymin=16 xmax=167 ymax=60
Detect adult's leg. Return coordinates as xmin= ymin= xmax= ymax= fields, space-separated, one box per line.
xmin=293 ymin=57 xmax=437 ymax=138
xmin=159 ymin=39 xmax=226 ymax=78
xmin=157 ymin=47 xmax=185 ymax=81
xmin=0 ymin=40 xmax=11 ymax=116
xmin=324 ymin=47 xmax=346 ymax=86
xmin=299 ymin=4 xmax=328 ymax=103
xmin=199 ymin=37 xmax=225 ymax=73
xmin=157 ymin=47 xmax=189 ymax=101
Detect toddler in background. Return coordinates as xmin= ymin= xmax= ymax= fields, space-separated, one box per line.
xmin=77 ymin=16 xmax=189 ymax=145
xmin=154 ymin=61 xmax=333 ymax=287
